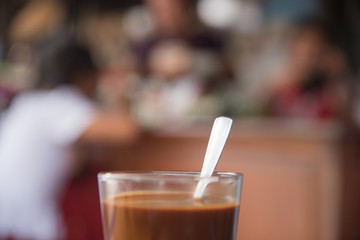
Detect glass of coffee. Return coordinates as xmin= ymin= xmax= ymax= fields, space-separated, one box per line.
xmin=98 ymin=171 xmax=243 ymax=240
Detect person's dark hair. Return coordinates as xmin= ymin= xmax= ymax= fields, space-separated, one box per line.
xmin=293 ymin=17 xmax=338 ymax=47
xmin=35 ymin=34 xmax=97 ymax=89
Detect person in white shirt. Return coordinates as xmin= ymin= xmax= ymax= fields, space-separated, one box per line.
xmin=0 ymin=37 xmax=138 ymax=240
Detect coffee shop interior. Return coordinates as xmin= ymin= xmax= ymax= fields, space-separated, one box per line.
xmin=0 ymin=0 xmax=359 ymax=239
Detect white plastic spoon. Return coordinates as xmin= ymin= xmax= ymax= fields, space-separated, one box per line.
xmin=193 ymin=116 xmax=233 ymax=199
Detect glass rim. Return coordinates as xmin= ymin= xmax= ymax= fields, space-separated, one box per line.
xmin=98 ymin=170 xmax=243 ymax=182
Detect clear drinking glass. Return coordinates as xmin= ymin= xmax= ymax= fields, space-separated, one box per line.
xmin=98 ymin=171 xmax=243 ymax=240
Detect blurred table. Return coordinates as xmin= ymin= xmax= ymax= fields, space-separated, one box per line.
xmin=107 ymin=118 xmax=342 ymax=240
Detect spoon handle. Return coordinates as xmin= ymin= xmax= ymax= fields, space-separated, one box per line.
xmin=193 ymin=117 xmax=233 ymax=199
xmin=200 ymin=116 xmax=233 ymax=178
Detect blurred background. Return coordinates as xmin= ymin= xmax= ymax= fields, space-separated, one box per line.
xmin=0 ymin=0 xmax=359 ymax=239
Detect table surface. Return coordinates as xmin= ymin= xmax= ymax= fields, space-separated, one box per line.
xmin=104 ymin=118 xmax=342 ymax=240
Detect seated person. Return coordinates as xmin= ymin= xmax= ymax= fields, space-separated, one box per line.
xmin=267 ymin=20 xmax=348 ymax=119
xmin=0 ymin=35 xmax=138 ymax=240
xmin=129 ymin=0 xmax=231 ymax=125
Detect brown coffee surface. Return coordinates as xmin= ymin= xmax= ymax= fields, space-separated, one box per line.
xmin=101 ymin=192 xmax=239 ymax=240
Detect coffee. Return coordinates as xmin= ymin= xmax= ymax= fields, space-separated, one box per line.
xmin=101 ymin=192 xmax=239 ymax=240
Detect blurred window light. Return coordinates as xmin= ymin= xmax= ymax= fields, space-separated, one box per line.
xmin=197 ymin=0 xmax=262 ymax=33
xmin=197 ymin=0 xmax=240 ymax=29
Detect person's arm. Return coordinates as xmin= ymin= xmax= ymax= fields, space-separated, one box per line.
xmin=78 ymin=111 xmax=140 ymax=144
